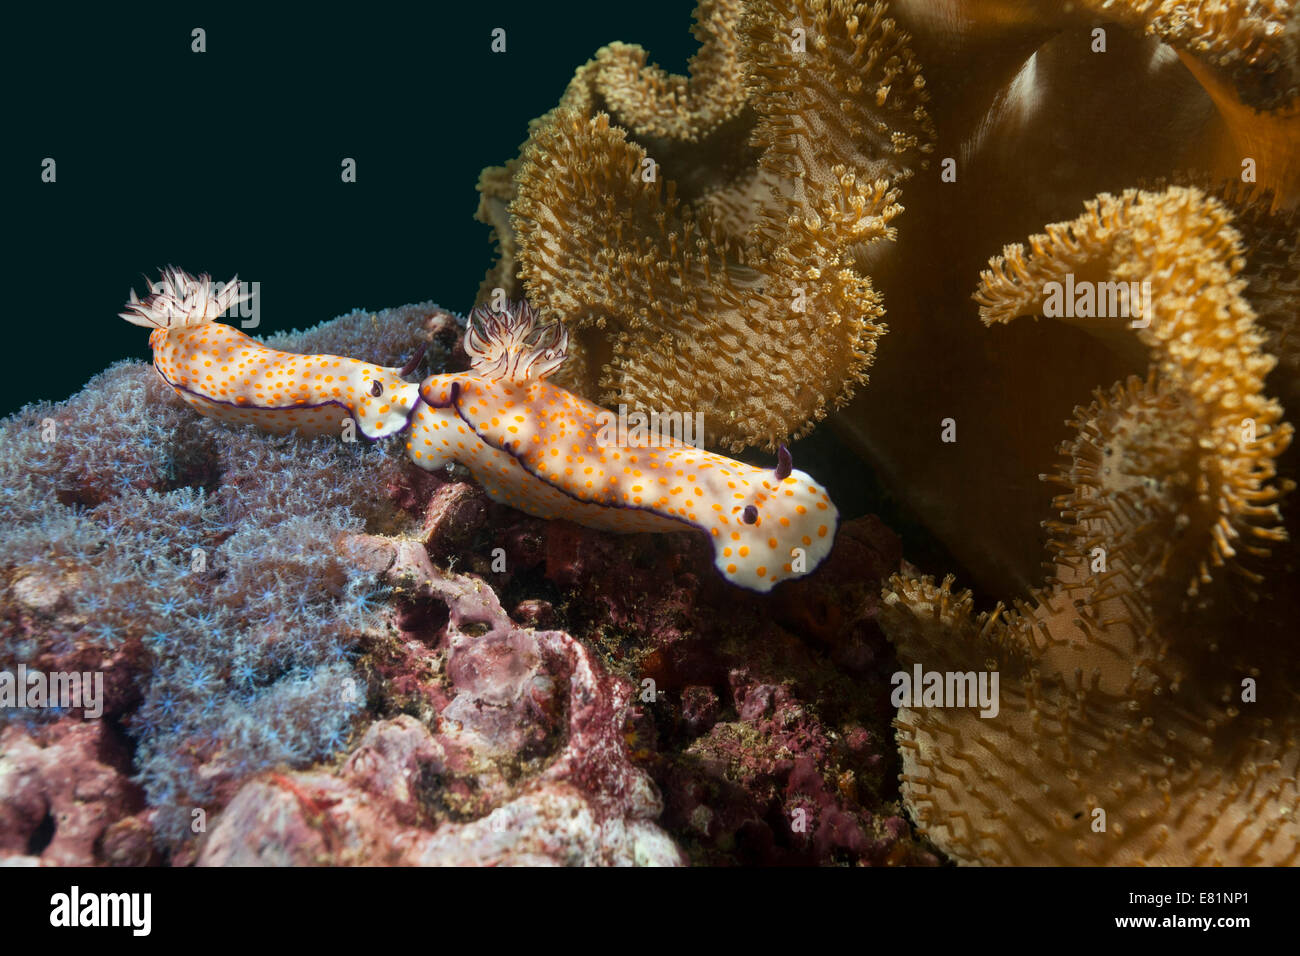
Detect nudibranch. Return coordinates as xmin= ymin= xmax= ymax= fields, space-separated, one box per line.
xmin=408 ymin=301 xmax=839 ymax=592
xmin=120 ymin=267 xmax=421 ymax=439
xmin=120 ymin=269 xmax=839 ymax=592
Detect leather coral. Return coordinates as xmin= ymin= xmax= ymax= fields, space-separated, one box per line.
xmin=476 ymin=0 xmax=934 ymax=451
xmin=878 ymin=186 xmax=1299 ymax=865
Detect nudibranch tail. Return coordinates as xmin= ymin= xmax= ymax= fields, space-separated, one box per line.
xmin=121 ymin=267 xmax=421 ymax=440
xmin=465 ymin=301 xmax=568 ymax=384
xmin=408 ymin=299 xmax=840 ymax=593
xmin=119 ymin=265 xmax=251 ymax=330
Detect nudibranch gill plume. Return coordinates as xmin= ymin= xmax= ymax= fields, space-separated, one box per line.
xmin=121 ymin=269 xmax=839 ymax=592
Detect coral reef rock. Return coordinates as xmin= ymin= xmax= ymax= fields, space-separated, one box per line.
xmin=0 ymin=720 xmax=148 ymax=866
xmin=200 ymin=541 xmax=684 ymax=866
xmin=2 ymin=285 xmax=950 ymax=865
xmin=0 ymin=302 xmax=458 ymax=851
xmin=513 ymin=509 xmax=939 ymax=865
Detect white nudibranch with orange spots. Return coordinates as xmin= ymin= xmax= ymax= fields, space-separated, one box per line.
xmin=408 ymin=301 xmax=839 ymax=592
xmin=121 ymin=270 xmax=838 ymax=592
xmin=120 ymin=267 xmax=421 ymax=439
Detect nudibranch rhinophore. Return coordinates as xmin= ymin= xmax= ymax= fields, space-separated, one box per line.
xmin=120 ymin=267 xmax=421 ymax=439
xmin=408 ymin=301 xmax=839 ymax=592
xmin=122 ymin=269 xmax=839 ymax=592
